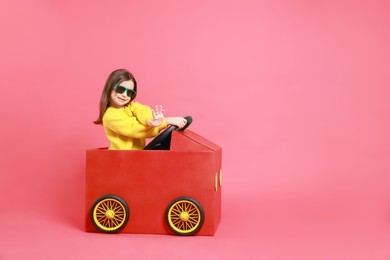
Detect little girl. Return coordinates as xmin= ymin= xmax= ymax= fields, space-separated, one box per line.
xmin=94 ymin=69 xmax=187 ymax=150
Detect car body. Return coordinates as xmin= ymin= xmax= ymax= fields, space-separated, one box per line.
xmin=85 ymin=129 xmax=222 ymax=236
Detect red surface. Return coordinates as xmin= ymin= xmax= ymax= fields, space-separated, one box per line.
xmin=85 ymin=130 xmax=222 ymax=235
xmin=1 ymin=0 xmax=390 ymax=259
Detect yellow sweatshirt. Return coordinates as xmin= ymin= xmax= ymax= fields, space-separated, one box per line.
xmin=102 ymin=102 xmax=167 ymax=150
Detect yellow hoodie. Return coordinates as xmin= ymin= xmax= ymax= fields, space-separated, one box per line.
xmin=102 ymin=102 xmax=167 ymax=150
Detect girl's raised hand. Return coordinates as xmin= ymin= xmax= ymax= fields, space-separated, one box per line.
xmin=148 ymin=105 xmax=164 ymax=127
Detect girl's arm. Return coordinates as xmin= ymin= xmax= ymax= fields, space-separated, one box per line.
xmin=103 ymin=108 xmax=166 ymax=139
xmin=131 ymin=102 xmax=155 ymax=126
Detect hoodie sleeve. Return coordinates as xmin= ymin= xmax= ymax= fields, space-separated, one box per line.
xmin=103 ymin=107 xmax=166 ymax=138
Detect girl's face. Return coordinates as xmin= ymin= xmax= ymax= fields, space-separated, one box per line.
xmin=109 ymin=80 xmax=135 ymax=109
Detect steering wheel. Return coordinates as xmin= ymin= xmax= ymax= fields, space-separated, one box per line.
xmin=144 ymin=116 xmax=192 ymax=150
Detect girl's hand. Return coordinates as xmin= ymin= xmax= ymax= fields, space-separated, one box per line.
xmin=166 ymin=117 xmax=187 ymax=129
xmin=148 ymin=105 xmax=164 ymax=127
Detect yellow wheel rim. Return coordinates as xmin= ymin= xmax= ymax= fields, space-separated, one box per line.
xmin=167 ymin=200 xmax=202 ymax=234
xmin=92 ymin=198 xmax=127 ymax=232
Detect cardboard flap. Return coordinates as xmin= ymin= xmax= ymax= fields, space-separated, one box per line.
xmin=171 ymin=130 xmax=221 ymax=151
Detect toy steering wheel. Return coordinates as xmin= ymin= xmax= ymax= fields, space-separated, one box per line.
xmin=144 ymin=116 xmax=192 ymax=150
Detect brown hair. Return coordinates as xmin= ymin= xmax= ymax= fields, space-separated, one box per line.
xmin=94 ymin=69 xmax=138 ymax=124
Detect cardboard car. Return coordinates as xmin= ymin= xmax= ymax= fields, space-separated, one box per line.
xmin=85 ymin=119 xmax=222 ymax=236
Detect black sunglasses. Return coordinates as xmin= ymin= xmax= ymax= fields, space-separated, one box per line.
xmin=114 ymin=84 xmax=137 ymax=98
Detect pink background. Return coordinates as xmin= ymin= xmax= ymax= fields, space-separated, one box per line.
xmin=1 ymin=0 xmax=390 ymax=259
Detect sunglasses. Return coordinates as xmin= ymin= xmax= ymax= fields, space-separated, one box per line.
xmin=114 ymin=84 xmax=137 ymax=98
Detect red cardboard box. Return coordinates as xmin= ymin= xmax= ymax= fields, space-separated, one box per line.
xmin=85 ymin=130 xmax=222 ymax=236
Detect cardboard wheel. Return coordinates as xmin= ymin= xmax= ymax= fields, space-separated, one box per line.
xmin=166 ymin=197 xmax=204 ymax=236
xmin=90 ymin=195 xmax=129 ymax=233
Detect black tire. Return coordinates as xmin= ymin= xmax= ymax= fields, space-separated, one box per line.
xmin=90 ymin=195 xmax=130 ymax=234
xmin=165 ymin=197 xmax=205 ymax=236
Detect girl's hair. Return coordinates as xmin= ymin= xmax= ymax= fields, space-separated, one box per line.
xmin=94 ymin=69 xmax=138 ymax=124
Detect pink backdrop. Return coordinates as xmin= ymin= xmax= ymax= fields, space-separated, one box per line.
xmin=1 ymin=0 xmax=390 ymax=259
